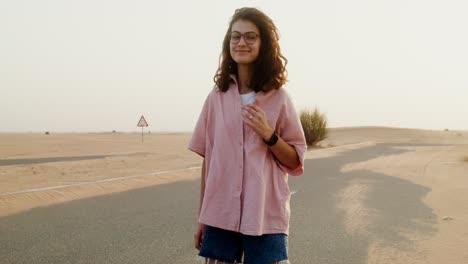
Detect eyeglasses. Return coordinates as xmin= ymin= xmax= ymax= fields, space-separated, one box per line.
xmin=230 ymin=31 xmax=259 ymax=45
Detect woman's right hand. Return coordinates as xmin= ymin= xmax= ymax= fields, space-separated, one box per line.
xmin=194 ymin=223 xmax=206 ymax=250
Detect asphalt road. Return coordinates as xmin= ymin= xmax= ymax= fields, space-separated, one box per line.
xmin=0 ymin=144 xmax=437 ymax=264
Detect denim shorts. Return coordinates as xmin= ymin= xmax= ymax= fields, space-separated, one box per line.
xmin=198 ymin=225 xmax=288 ymax=264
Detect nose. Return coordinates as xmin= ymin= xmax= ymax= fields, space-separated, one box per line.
xmin=237 ymin=35 xmax=247 ymax=46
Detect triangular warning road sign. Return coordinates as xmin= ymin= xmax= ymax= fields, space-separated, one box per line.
xmin=137 ymin=115 xmax=149 ymax=127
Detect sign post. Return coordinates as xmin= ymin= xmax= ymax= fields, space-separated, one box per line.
xmin=137 ymin=115 xmax=149 ymax=143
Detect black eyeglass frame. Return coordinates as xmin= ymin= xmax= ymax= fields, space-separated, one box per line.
xmin=230 ymin=31 xmax=259 ymax=45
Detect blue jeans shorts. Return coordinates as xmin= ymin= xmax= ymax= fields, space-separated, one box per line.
xmin=198 ymin=225 xmax=288 ymax=264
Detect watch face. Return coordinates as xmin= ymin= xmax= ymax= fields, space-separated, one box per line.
xmin=270 ymin=133 xmax=279 ymax=145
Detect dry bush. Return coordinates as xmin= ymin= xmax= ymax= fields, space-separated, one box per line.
xmin=300 ymin=108 xmax=328 ymax=147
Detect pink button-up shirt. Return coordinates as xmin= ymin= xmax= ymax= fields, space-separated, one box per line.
xmin=188 ymin=77 xmax=307 ymax=236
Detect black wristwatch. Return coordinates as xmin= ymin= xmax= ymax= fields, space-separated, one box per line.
xmin=263 ymin=131 xmax=279 ymax=146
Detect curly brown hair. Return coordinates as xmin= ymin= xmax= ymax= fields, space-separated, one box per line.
xmin=214 ymin=7 xmax=288 ymax=93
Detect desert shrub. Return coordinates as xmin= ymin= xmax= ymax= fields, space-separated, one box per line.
xmin=300 ymin=108 xmax=328 ymax=147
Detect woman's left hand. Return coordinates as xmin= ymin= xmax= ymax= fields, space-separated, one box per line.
xmin=241 ymin=104 xmax=274 ymax=140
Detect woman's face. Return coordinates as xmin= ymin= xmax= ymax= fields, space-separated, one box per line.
xmin=230 ymin=19 xmax=261 ymax=66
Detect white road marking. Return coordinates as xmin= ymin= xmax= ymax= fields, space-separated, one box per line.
xmin=0 ymin=166 xmax=201 ymax=196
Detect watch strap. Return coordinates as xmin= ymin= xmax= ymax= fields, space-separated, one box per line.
xmin=263 ymin=131 xmax=279 ymax=146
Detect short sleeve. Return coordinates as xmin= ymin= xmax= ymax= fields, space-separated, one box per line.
xmin=188 ymin=94 xmax=210 ymax=157
xmin=276 ymin=92 xmax=307 ymax=176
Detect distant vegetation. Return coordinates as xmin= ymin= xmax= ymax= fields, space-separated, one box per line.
xmin=300 ymin=108 xmax=328 ymax=147
xmin=464 ymin=156 xmax=468 ymax=162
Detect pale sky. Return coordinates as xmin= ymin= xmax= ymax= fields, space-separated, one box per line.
xmin=1 ymin=0 xmax=467 ymax=132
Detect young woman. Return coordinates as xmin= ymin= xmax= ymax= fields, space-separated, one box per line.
xmin=188 ymin=7 xmax=307 ymax=264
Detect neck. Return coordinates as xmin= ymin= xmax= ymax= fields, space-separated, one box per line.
xmin=237 ymin=64 xmax=253 ymax=94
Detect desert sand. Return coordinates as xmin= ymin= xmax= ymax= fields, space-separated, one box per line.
xmin=0 ymin=133 xmax=203 ymax=217
xmin=1 ymin=127 xmax=467 ymax=263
